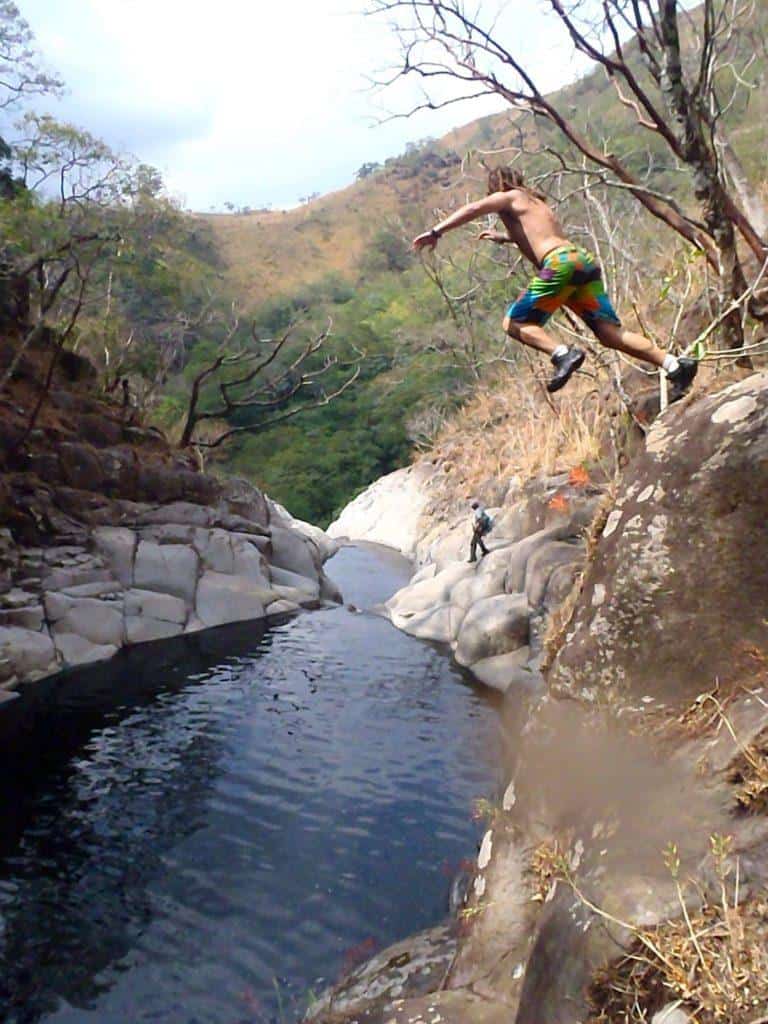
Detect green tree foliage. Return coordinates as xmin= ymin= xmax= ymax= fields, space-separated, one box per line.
xmin=360 ymin=224 xmax=413 ymax=275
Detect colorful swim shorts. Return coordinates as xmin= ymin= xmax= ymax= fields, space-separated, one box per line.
xmin=506 ymin=244 xmax=621 ymax=328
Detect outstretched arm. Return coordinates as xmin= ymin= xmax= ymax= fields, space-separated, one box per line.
xmin=412 ymin=191 xmax=514 ymax=250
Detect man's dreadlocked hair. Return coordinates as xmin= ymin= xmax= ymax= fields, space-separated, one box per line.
xmin=487 ymin=166 xmax=547 ymax=201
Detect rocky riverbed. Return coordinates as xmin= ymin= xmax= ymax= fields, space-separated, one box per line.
xmin=316 ymin=371 xmax=768 ymax=1024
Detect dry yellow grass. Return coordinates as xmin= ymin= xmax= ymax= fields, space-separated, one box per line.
xmin=425 ymin=361 xmax=611 ymax=505
xmin=199 ymin=106 xmax=523 ymax=308
xmin=588 ymin=841 xmax=768 ymax=1023
xmin=202 ymin=159 xmax=468 ymax=308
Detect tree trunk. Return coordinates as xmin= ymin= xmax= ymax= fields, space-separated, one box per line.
xmin=657 ymin=0 xmax=746 ymax=348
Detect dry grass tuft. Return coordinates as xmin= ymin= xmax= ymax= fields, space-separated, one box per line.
xmin=528 ymin=840 xmax=568 ymax=903
xmin=588 ymin=839 xmax=768 ymax=1023
xmin=425 ymin=361 xmax=613 ymax=514
xmin=728 ymin=728 xmax=768 ymax=814
xmin=663 ymin=671 xmax=768 ymax=812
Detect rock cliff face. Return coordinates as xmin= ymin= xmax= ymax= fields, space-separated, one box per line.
xmin=309 ymin=371 xmax=768 ymax=1024
xmin=550 ymin=371 xmax=768 ymax=704
xmin=0 ymin=334 xmax=339 ymax=699
xmin=331 ymin=463 xmax=603 ymax=693
xmin=327 ymin=462 xmax=438 ymax=556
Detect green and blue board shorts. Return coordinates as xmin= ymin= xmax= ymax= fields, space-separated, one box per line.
xmin=506 ymin=244 xmax=621 ymax=328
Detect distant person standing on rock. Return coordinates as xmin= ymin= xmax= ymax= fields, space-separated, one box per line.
xmin=412 ymin=166 xmax=698 ymax=397
xmin=468 ymin=501 xmax=492 ymax=563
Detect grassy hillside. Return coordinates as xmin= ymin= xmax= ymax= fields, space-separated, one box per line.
xmin=193 ymin=7 xmax=767 ymax=524
xmin=206 ymin=3 xmax=768 ymax=309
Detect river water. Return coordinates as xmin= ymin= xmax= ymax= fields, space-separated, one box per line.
xmin=0 ymin=543 xmax=502 ymax=1024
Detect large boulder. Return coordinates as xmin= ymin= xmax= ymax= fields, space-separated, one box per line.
xmin=327 ymin=462 xmax=437 ymax=555
xmin=387 ymin=562 xmax=474 ymax=625
xmin=454 ymin=593 xmax=530 ymax=667
xmin=47 ymin=595 xmax=124 ymax=647
xmin=550 ymin=372 xmax=768 ymax=704
xmin=269 ymin=525 xmax=321 ymax=579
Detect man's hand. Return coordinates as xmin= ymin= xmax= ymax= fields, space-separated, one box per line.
xmin=478 ymin=230 xmax=509 ymax=244
xmin=412 ymin=230 xmax=439 ymax=252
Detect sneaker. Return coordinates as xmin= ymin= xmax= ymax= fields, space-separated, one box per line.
xmin=667 ymin=357 xmax=698 ymax=402
xmin=547 ymin=347 xmax=586 ymax=393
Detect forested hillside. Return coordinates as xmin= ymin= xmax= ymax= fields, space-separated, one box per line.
xmin=2 ymin=1 xmax=766 ymax=527
xmin=197 ymin=0 xmax=767 ymax=522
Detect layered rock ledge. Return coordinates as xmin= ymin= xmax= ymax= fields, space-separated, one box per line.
xmin=0 ymin=495 xmax=339 ymax=698
xmin=0 ymin=335 xmax=339 ymax=699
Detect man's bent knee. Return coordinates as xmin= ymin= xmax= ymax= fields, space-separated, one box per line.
xmin=503 ymin=315 xmax=521 ymax=338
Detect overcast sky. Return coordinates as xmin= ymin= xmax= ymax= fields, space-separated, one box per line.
xmin=18 ymin=0 xmax=586 ymax=211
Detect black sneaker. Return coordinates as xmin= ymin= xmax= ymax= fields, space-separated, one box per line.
xmin=547 ymin=347 xmax=586 ymax=393
xmin=667 ymin=357 xmax=698 ymax=402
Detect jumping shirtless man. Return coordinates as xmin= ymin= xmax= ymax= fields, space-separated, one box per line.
xmin=412 ymin=166 xmax=697 ymax=396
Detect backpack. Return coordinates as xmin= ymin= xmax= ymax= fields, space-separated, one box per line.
xmin=478 ymin=511 xmax=493 ymax=535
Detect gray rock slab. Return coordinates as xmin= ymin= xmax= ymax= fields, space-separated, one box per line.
xmin=43 ymin=566 xmax=113 ymax=591
xmin=455 ymin=593 xmax=530 ymax=667
xmin=387 ymin=561 xmax=474 ymax=621
xmin=194 ymin=528 xmax=237 ymax=574
xmin=399 ymin=603 xmax=454 ymax=644
xmin=0 ymin=626 xmax=58 ymax=678
xmin=231 ymin=532 xmax=271 ymax=553
xmin=136 ymin=502 xmax=216 ymax=528
xmin=319 ymin=572 xmax=343 ymax=604
xmin=544 ymin=562 xmax=581 ymax=612
xmin=138 ymin=523 xmax=199 ymax=546
xmin=54 ymin=633 xmax=119 ymax=667
xmin=269 ymin=525 xmax=320 ymax=579
xmin=275 ymin=510 xmax=339 ymax=562
xmin=524 ymin=540 xmax=584 ymax=608
xmin=125 ymin=616 xmax=185 ymax=644
xmin=271 ymin=584 xmax=321 ymax=608
xmin=91 ymin=527 xmax=137 ymax=588
xmin=51 ymin=598 xmax=124 ymax=647
xmin=124 ymin=588 xmax=187 ymax=624
xmin=231 ymin=537 xmax=270 ymax=581
xmin=266 ymin=599 xmax=300 ymax=615
xmin=479 ymin=526 xmax=565 ymax=593
xmin=195 ymin=571 xmax=271 ymax=628
xmin=410 ymin=562 xmax=438 ymax=584
xmin=0 ymin=605 xmax=45 ymax=631
xmin=269 ymin=566 xmax=320 ymax=599
xmin=44 ymin=591 xmax=75 ymax=623
xmin=43 ymin=545 xmax=89 ymax=563
xmin=134 ymin=541 xmax=199 ymax=605
xmin=60 ymin=580 xmax=124 ymax=600
xmin=451 ymin=567 xmax=508 ymax=610
xmin=470 ymin=646 xmax=543 ymax=693
xmin=0 ymin=588 xmax=38 ymax=610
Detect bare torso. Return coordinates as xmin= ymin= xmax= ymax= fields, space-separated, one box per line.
xmin=498 ymin=190 xmax=570 ymax=267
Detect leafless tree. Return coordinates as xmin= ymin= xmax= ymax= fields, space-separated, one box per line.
xmin=179 ymin=316 xmax=362 ymax=449
xmin=370 ymin=0 xmax=767 ymax=347
xmin=0 ymin=1 xmax=62 ymax=112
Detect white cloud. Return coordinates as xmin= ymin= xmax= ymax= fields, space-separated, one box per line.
xmin=18 ymin=0 xmax=587 ymax=210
